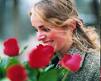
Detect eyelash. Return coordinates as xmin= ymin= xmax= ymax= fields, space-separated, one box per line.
xmin=32 ymin=27 xmax=50 ymax=32
xmin=42 ymin=28 xmax=50 ymax=32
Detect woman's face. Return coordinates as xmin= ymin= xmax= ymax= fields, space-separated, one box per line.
xmin=31 ymin=15 xmax=73 ymax=53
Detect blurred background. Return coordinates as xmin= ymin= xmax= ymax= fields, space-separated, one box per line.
xmin=0 ymin=0 xmax=100 ymax=56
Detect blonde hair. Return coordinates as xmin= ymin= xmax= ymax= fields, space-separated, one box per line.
xmin=31 ymin=0 xmax=100 ymax=53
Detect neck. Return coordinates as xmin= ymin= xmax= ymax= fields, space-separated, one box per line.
xmin=57 ymin=46 xmax=72 ymax=59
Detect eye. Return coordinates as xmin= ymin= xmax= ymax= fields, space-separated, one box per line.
xmin=42 ymin=28 xmax=50 ymax=32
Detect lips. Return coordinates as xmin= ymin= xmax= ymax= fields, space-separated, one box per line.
xmin=43 ymin=40 xmax=54 ymax=45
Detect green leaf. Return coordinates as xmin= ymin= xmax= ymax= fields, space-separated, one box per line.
xmin=38 ymin=69 xmax=58 ymax=81
xmin=6 ymin=57 xmax=20 ymax=68
xmin=0 ymin=67 xmax=6 ymax=79
xmin=24 ymin=62 xmax=39 ymax=81
xmin=0 ymin=58 xmax=9 ymax=78
xmin=57 ymin=68 xmax=70 ymax=81
xmin=0 ymin=77 xmax=10 ymax=81
xmin=28 ymin=69 xmax=39 ymax=81
xmin=59 ymin=68 xmax=69 ymax=76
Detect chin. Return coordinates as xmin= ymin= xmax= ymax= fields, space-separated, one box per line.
xmin=53 ymin=46 xmax=59 ymax=52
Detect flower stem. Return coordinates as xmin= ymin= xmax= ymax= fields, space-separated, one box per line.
xmin=61 ymin=72 xmax=68 ymax=81
xmin=20 ymin=45 xmax=28 ymax=54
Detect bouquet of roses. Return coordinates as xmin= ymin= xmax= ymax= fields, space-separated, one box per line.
xmin=0 ymin=38 xmax=82 ymax=81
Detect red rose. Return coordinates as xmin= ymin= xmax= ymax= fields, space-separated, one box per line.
xmin=7 ymin=64 xmax=27 ymax=81
xmin=60 ymin=54 xmax=82 ymax=72
xmin=3 ymin=38 xmax=19 ymax=56
xmin=28 ymin=44 xmax=54 ymax=68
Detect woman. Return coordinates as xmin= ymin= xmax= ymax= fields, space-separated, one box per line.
xmin=30 ymin=0 xmax=100 ymax=81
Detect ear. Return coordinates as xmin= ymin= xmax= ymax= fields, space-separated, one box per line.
xmin=62 ymin=19 xmax=77 ymax=31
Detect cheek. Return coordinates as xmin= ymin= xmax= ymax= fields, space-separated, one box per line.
xmin=48 ymin=32 xmax=61 ymax=41
xmin=49 ymin=32 xmax=65 ymax=46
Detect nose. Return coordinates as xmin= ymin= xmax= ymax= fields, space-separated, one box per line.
xmin=37 ymin=32 xmax=46 ymax=41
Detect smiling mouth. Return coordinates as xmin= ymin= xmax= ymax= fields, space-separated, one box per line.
xmin=43 ymin=40 xmax=54 ymax=44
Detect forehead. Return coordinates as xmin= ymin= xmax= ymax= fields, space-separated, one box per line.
xmin=30 ymin=8 xmax=63 ymax=29
xmin=31 ymin=14 xmax=56 ymax=29
xmin=30 ymin=8 xmax=42 ymax=26
xmin=31 ymin=15 xmax=43 ymax=27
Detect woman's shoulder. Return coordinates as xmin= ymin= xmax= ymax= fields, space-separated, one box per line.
xmin=85 ymin=50 xmax=100 ymax=68
xmin=68 ymin=47 xmax=100 ymax=69
xmin=67 ymin=48 xmax=100 ymax=81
